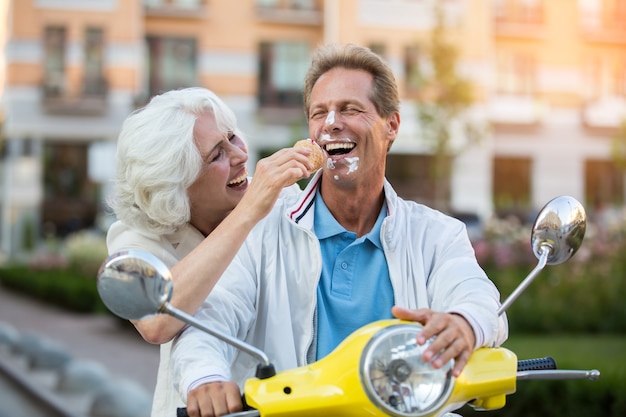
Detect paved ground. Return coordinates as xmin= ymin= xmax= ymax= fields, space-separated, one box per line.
xmin=0 ymin=285 xmax=160 ymax=394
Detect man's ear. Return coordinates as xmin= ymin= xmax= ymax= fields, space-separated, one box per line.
xmin=386 ymin=111 xmax=400 ymax=139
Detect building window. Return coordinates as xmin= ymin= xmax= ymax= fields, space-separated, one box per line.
xmin=42 ymin=143 xmax=98 ymax=237
xmin=258 ymin=41 xmax=309 ymax=108
xmin=386 ymin=154 xmax=451 ymax=208
xmin=584 ymin=55 xmax=626 ymax=99
xmin=146 ymin=36 xmax=197 ymax=97
xmin=368 ymin=43 xmax=386 ymax=58
xmin=584 ymin=55 xmax=603 ymax=99
xmin=84 ymin=27 xmax=106 ymax=96
xmin=494 ymin=0 xmax=544 ymax=24
xmin=614 ymin=59 xmax=626 ymax=97
xmin=585 ymin=159 xmax=624 ymax=207
xmin=404 ymin=44 xmax=423 ymax=96
xmin=43 ymin=26 xmax=67 ymax=97
xmin=496 ymin=52 xmax=536 ymax=95
xmin=579 ymin=0 xmax=601 ymax=28
xmin=493 ymin=156 xmax=532 ymax=219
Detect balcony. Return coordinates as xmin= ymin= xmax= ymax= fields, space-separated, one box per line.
xmin=494 ymin=21 xmax=546 ymax=39
xmin=580 ymin=23 xmax=626 ymax=45
xmin=256 ymin=0 xmax=322 ymax=26
xmin=581 ymin=96 xmax=626 ymax=134
xmin=143 ymin=0 xmax=207 ymax=19
xmin=493 ymin=8 xmax=545 ymax=39
xmin=487 ymin=94 xmax=547 ymax=132
xmin=41 ymin=77 xmax=108 ymax=117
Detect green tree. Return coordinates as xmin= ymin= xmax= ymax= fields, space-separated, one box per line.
xmin=611 ymin=120 xmax=626 ymax=170
xmin=410 ymin=6 xmax=486 ymax=210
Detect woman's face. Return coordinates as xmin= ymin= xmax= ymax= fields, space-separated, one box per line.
xmin=187 ymin=111 xmax=248 ymax=235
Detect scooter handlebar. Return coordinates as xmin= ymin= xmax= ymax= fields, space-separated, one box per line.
xmin=517 ymin=356 xmax=557 ymax=372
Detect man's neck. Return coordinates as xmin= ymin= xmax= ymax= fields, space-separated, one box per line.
xmin=320 ymin=179 xmax=385 ymax=238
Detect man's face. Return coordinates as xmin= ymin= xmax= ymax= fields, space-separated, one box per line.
xmin=307 ymin=67 xmax=398 ymax=188
xmin=187 ymin=111 xmax=249 ymax=234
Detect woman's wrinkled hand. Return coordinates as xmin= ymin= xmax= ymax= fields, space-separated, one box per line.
xmin=241 ymin=147 xmax=316 ymax=221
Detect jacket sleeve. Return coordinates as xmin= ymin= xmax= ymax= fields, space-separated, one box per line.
xmin=426 ymin=218 xmax=508 ymax=348
xmin=170 ymin=247 xmax=259 ymax=401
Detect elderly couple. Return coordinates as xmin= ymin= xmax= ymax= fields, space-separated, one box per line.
xmin=106 ymin=43 xmax=508 ymax=417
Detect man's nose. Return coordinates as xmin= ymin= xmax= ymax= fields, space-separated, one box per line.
xmin=320 ymin=111 xmax=343 ymax=134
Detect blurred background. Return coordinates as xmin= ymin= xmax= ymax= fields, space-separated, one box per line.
xmin=1 ymin=0 xmax=626 ymax=256
xmin=0 ymin=1 xmax=625 ymax=416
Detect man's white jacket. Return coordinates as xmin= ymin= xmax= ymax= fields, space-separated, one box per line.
xmin=171 ymin=171 xmax=508 ymax=401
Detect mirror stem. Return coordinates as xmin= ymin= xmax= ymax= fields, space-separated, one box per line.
xmin=163 ymin=304 xmax=274 ymax=368
xmin=497 ymin=245 xmax=550 ymax=316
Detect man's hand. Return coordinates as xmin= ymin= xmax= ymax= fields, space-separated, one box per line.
xmin=186 ymin=381 xmax=243 ymax=417
xmin=391 ymin=306 xmax=475 ymax=377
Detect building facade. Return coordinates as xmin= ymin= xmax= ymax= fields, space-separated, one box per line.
xmin=1 ymin=0 xmax=625 ymax=255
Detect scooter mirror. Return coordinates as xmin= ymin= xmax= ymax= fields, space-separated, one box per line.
xmin=96 ymin=249 xmax=276 ymax=377
xmin=498 ymin=195 xmax=586 ymax=315
xmin=531 ymin=195 xmax=586 ymax=265
xmin=96 ymin=249 xmax=173 ymax=321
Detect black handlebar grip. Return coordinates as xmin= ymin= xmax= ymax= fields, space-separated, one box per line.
xmin=517 ymin=356 xmax=557 ymax=371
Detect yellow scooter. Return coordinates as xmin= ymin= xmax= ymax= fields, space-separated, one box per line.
xmin=96 ymin=196 xmax=598 ymax=417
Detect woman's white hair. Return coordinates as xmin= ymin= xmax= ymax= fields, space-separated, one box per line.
xmin=108 ymin=87 xmax=242 ymax=235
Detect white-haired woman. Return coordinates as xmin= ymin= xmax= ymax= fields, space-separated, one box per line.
xmin=106 ymin=87 xmax=314 ymax=416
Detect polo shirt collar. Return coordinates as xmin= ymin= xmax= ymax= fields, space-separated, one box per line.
xmin=313 ymin=190 xmax=386 ymax=249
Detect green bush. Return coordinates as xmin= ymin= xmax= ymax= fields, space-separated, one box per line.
xmin=458 ymin=377 xmax=626 ymax=417
xmin=454 ymin=334 xmax=626 ymax=417
xmin=0 ymin=230 xmax=109 ymax=314
xmin=474 ymin=214 xmax=626 ymax=334
xmin=0 ymin=265 xmax=106 ymax=313
xmin=65 ymin=230 xmax=109 ymax=278
xmin=481 ymin=247 xmax=626 ymax=334
xmin=0 ymin=264 xmax=107 ymax=313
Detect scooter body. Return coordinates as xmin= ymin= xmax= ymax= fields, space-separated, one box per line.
xmin=243 ymin=320 xmax=517 ymax=417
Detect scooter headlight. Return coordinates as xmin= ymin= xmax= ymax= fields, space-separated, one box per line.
xmin=360 ymin=323 xmax=455 ymax=417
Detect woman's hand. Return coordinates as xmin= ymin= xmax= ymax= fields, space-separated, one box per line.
xmin=240 ymin=147 xmax=316 ymax=221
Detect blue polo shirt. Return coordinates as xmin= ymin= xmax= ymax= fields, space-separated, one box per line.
xmin=314 ymin=190 xmax=394 ymax=360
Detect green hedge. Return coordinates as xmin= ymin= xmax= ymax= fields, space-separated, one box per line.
xmin=2 ymin=242 xmax=625 ymax=332
xmin=456 ymin=334 xmax=626 ymax=417
xmin=458 ymin=377 xmax=626 ymax=417
xmin=481 ymin=245 xmax=626 ymax=334
xmin=0 ymin=230 xmax=109 ymax=314
xmin=0 ymin=264 xmax=107 ymax=313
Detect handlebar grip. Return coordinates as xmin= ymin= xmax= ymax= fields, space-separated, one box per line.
xmin=517 ymin=356 xmax=557 ymax=371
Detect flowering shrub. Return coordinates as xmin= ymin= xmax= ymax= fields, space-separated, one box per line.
xmin=0 ymin=230 xmax=109 ymax=313
xmin=64 ymin=230 xmax=109 ymax=278
xmin=474 ymin=211 xmax=626 ymax=334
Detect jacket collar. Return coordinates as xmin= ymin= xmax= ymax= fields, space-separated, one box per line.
xmin=287 ymin=172 xmax=399 ymax=251
xmin=287 ymin=170 xmax=322 ymax=228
